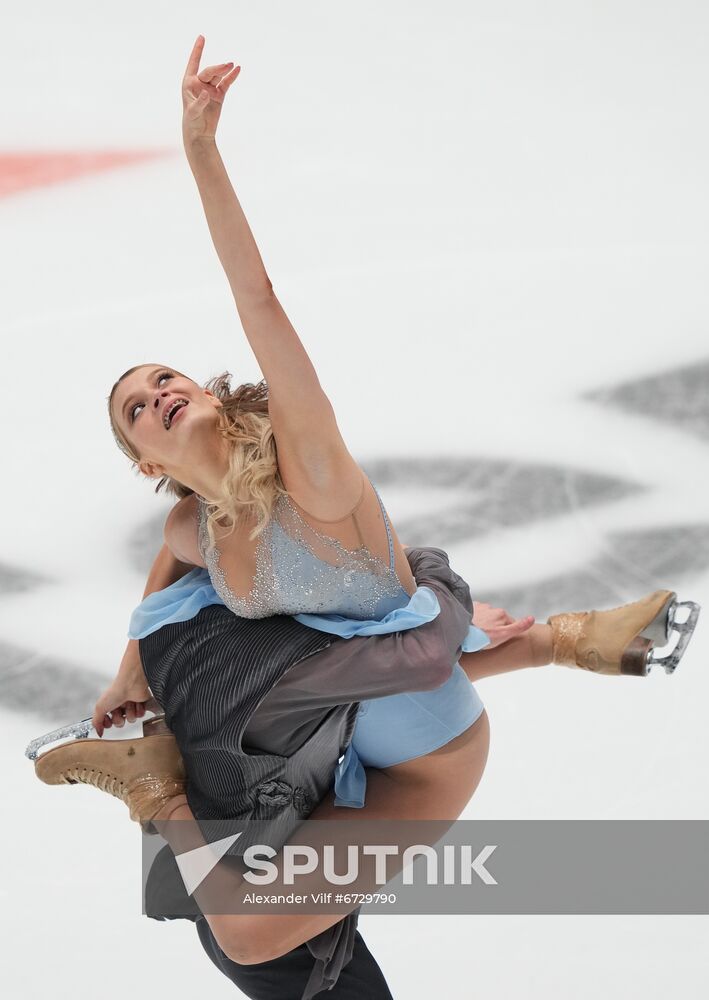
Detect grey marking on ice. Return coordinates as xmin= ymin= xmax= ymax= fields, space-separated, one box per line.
xmin=584 ymin=358 xmax=709 ymax=441
xmin=360 ymin=458 xmax=643 ymax=548
xmin=479 ymin=523 xmax=709 ymax=622
xmin=0 ymin=563 xmax=49 ymax=595
xmin=0 ymin=640 xmax=110 ymax=719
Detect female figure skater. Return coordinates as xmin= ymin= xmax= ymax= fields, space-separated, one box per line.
xmin=28 ymin=34 xmax=700 ymax=999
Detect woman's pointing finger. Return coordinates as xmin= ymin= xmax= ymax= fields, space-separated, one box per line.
xmin=184 ymin=34 xmax=205 ymax=79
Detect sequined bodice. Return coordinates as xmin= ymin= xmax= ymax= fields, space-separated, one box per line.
xmin=196 ymin=478 xmax=410 ymax=621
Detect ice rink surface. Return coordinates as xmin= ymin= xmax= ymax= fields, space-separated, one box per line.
xmin=2 ymin=1 xmax=708 ymax=997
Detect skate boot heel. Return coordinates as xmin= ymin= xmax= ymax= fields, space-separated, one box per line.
xmin=142 ymin=715 xmax=171 ymax=737
xmin=620 ymin=636 xmax=654 ymax=677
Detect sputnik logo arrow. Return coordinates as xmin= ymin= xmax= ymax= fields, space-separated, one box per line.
xmin=174 ymin=832 xmax=242 ymax=896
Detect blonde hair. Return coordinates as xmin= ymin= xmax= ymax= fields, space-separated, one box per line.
xmin=108 ymin=365 xmax=287 ymax=547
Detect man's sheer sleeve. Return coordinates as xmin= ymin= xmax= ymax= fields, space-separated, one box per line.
xmin=271 ymin=546 xmax=474 ymax=710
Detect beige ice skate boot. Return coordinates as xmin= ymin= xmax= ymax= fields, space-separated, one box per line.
xmin=29 ymin=715 xmax=187 ymax=833
xmin=547 ymin=589 xmax=701 ymax=676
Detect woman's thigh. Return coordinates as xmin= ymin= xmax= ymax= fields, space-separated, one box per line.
xmin=377 ymin=708 xmax=491 ymax=819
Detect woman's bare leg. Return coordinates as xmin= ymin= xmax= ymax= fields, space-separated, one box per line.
xmin=460 ymin=623 xmax=552 ymax=682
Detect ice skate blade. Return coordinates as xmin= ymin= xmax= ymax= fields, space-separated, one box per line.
xmin=24 ymin=718 xmax=95 ymax=761
xmin=646 ymin=601 xmax=701 ymax=675
xmin=25 ymin=713 xmax=169 ymax=760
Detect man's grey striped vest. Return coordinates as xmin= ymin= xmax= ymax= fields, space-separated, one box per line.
xmin=140 ymin=606 xmax=360 ymax=999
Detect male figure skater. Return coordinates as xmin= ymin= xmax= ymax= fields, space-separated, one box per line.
xmin=138 ymin=542 xmax=482 ymax=999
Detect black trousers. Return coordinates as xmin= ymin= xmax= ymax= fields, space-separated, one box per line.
xmin=195 ymin=917 xmax=394 ymax=999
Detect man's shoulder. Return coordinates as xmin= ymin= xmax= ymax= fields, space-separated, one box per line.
xmin=405 ymin=546 xmax=473 ymax=613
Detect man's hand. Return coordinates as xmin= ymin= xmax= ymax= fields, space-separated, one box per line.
xmin=473 ymin=601 xmax=535 ymax=649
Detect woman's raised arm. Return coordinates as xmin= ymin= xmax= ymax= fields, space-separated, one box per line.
xmin=182 ymin=36 xmax=353 ymax=479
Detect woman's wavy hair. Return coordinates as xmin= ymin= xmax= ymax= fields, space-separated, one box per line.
xmin=108 ymin=365 xmax=288 ymax=548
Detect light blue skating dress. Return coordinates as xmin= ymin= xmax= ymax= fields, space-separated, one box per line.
xmin=128 ymin=473 xmax=489 ymax=808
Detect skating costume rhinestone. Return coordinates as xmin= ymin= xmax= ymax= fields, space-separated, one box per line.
xmin=196 ymin=485 xmax=408 ymax=621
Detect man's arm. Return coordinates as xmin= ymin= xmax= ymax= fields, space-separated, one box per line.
xmin=268 ymin=546 xmax=475 ymax=709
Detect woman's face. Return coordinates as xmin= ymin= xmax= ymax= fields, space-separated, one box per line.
xmin=111 ymin=365 xmax=222 ymax=476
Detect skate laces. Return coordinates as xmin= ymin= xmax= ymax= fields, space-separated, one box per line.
xmin=62 ymin=767 xmax=126 ymax=799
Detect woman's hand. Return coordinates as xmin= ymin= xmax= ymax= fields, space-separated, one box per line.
xmin=472 ymin=601 xmax=535 ymax=649
xmin=91 ymin=640 xmax=158 ymax=737
xmin=182 ymin=34 xmax=241 ymax=145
